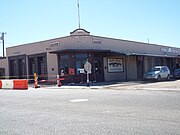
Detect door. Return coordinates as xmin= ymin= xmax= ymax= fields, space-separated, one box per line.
xmin=9 ymin=59 xmax=17 ymax=79
xmin=18 ymin=59 xmax=26 ymax=79
xmin=137 ymin=56 xmax=144 ymax=79
xmin=93 ymin=56 xmax=104 ymax=82
xmin=0 ymin=68 xmax=5 ymax=79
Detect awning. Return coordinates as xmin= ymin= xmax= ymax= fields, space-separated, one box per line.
xmin=49 ymin=49 xmax=125 ymax=56
xmin=126 ymin=52 xmax=180 ymax=58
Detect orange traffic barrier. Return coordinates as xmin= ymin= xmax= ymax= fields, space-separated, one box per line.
xmin=13 ymin=80 xmax=28 ymax=89
xmin=0 ymin=79 xmax=28 ymax=90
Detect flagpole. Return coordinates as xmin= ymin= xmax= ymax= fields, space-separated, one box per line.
xmin=77 ymin=0 xmax=81 ymax=28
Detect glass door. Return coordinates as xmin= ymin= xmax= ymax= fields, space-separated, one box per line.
xmin=93 ymin=55 xmax=104 ymax=82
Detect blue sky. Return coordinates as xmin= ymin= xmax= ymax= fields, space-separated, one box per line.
xmin=0 ymin=0 xmax=180 ymax=56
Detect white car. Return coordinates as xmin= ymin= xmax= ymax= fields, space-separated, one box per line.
xmin=143 ymin=66 xmax=170 ymax=81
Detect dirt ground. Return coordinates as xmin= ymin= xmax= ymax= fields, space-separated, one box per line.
xmin=106 ymin=80 xmax=180 ymax=90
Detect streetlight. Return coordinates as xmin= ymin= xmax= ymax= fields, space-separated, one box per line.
xmin=0 ymin=32 xmax=6 ymax=57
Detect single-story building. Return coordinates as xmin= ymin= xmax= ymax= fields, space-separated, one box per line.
xmin=0 ymin=28 xmax=180 ymax=83
xmin=0 ymin=57 xmax=7 ymax=79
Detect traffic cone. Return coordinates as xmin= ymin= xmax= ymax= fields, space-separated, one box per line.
xmin=57 ymin=74 xmax=62 ymax=87
xmin=34 ymin=73 xmax=40 ymax=88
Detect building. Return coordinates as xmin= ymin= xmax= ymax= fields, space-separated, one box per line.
xmin=0 ymin=28 xmax=180 ymax=83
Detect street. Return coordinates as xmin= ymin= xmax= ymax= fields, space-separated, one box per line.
xmin=0 ymin=87 xmax=180 ymax=135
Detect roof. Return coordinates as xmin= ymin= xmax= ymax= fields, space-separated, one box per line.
xmin=6 ymin=28 xmax=180 ymax=57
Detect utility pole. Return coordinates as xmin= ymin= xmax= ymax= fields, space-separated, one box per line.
xmin=0 ymin=32 xmax=6 ymax=57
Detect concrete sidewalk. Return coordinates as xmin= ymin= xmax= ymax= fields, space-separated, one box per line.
xmin=29 ymin=80 xmax=180 ymax=91
xmin=28 ymin=81 xmax=144 ymax=90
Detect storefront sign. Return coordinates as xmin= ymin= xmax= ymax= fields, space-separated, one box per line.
xmin=108 ymin=58 xmax=123 ymax=72
xmin=46 ymin=42 xmax=60 ymax=50
xmin=161 ymin=48 xmax=178 ymax=54
xmin=49 ymin=42 xmax=60 ymax=47
xmin=92 ymin=39 xmax=102 ymax=44
xmin=69 ymin=68 xmax=75 ymax=75
xmin=78 ymin=69 xmax=85 ymax=74
xmin=13 ymin=51 xmax=21 ymax=54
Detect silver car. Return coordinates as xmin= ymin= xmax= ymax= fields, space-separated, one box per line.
xmin=143 ymin=66 xmax=170 ymax=81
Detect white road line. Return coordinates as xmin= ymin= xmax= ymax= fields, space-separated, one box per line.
xmin=70 ymin=99 xmax=89 ymax=103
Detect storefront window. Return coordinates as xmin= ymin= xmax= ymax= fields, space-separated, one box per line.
xmin=76 ymin=60 xmax=86 ymax=74
xmin=75 ymin=54 xmax=87 ymax=59
xmin=60 ymin=55 xmax=69 ymax=59
xmin=60 ymin=54 xmax=69 ymax=74
xmin=75 ymin=53 xmax=88 ymax=74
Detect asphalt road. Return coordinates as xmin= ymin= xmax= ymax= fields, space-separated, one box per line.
xmin=0 ymin=88 xmax=180 ymax=135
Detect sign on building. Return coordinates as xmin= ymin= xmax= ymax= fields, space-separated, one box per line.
xmin=108 ymin=58 xmax=123 ymax=72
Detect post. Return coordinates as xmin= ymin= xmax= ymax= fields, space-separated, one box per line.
xmin=57 ymin=74 xmax=62 ymax=87
xmin=77 ymin=0 xmax=81 ymax=28
xmin=0 ymin=32 xmax=5 ymax=57
xmin=2 ymin=34 xmax=4 ymax=57
xmin=87 ymin=72 xmax=90 ymax=87
xmin=84 ymin=60 xmax=91 ymax=87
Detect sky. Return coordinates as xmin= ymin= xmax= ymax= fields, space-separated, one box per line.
xmin=0 ymin=0 xmax=180 ymax=57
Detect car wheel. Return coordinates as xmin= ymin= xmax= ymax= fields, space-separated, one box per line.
xmin=167 ymin=74 xmax=170 ymax=80
xmin=157 ymin=75 xmax=161 ymax=81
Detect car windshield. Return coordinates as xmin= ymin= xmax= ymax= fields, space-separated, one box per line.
xmin=175 ymin=69 xmax=180 ymax=72
xmin=149 ymin=67 xmax=160 ymax=72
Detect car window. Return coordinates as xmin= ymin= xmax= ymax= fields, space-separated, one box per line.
xmin=161 ymin=68 xmax=165 ymax=72
xmin=150 ymin=67 xmax=160 ymax=72
xmin=163 ymin=67 xmax=168 ymax=72
xmin=175 ymin=69 xmax=180 ymax=72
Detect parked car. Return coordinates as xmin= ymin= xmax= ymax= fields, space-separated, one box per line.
xmin=143 ymin=66 xmax=170 ymax=81
xmin=172 ymin=68 xmax=180 ymax=79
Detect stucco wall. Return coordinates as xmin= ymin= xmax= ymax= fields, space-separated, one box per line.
xmin=126 ymin=56 xmax=137 ymax=80
xmin=0 ymin=58 xmax=8 ymax=77
xmin=47 ymin=53 xmax=58 ymax=80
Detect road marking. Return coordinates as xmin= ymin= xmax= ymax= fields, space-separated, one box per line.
xmin=70 ymin=99 xmax=88 ymax=103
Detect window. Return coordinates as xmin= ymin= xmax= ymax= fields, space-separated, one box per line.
xmin=75 ymin=54 xmax=87 ymax=59
xmin=18 ymin=59 xmax=25 ymax=78
xmin=75 ymin=53 xmax=88 ymax=74
xmin=76 ymin=60 xmax=86 ymax=74
xmin=60 ymin=54 xmax=69 ymax=74
xmin=60 ymin=55 xmax=69 ymax=59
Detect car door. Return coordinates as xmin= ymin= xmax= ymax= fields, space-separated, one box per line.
xmin=162 ymin=67 xmax=169 ymax=79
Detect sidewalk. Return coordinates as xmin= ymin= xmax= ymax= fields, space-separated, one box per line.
xmin=29 ymin=81 xmax=144 ymax=90
xmin=29 ymin=80 xmax=180 ymax=91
